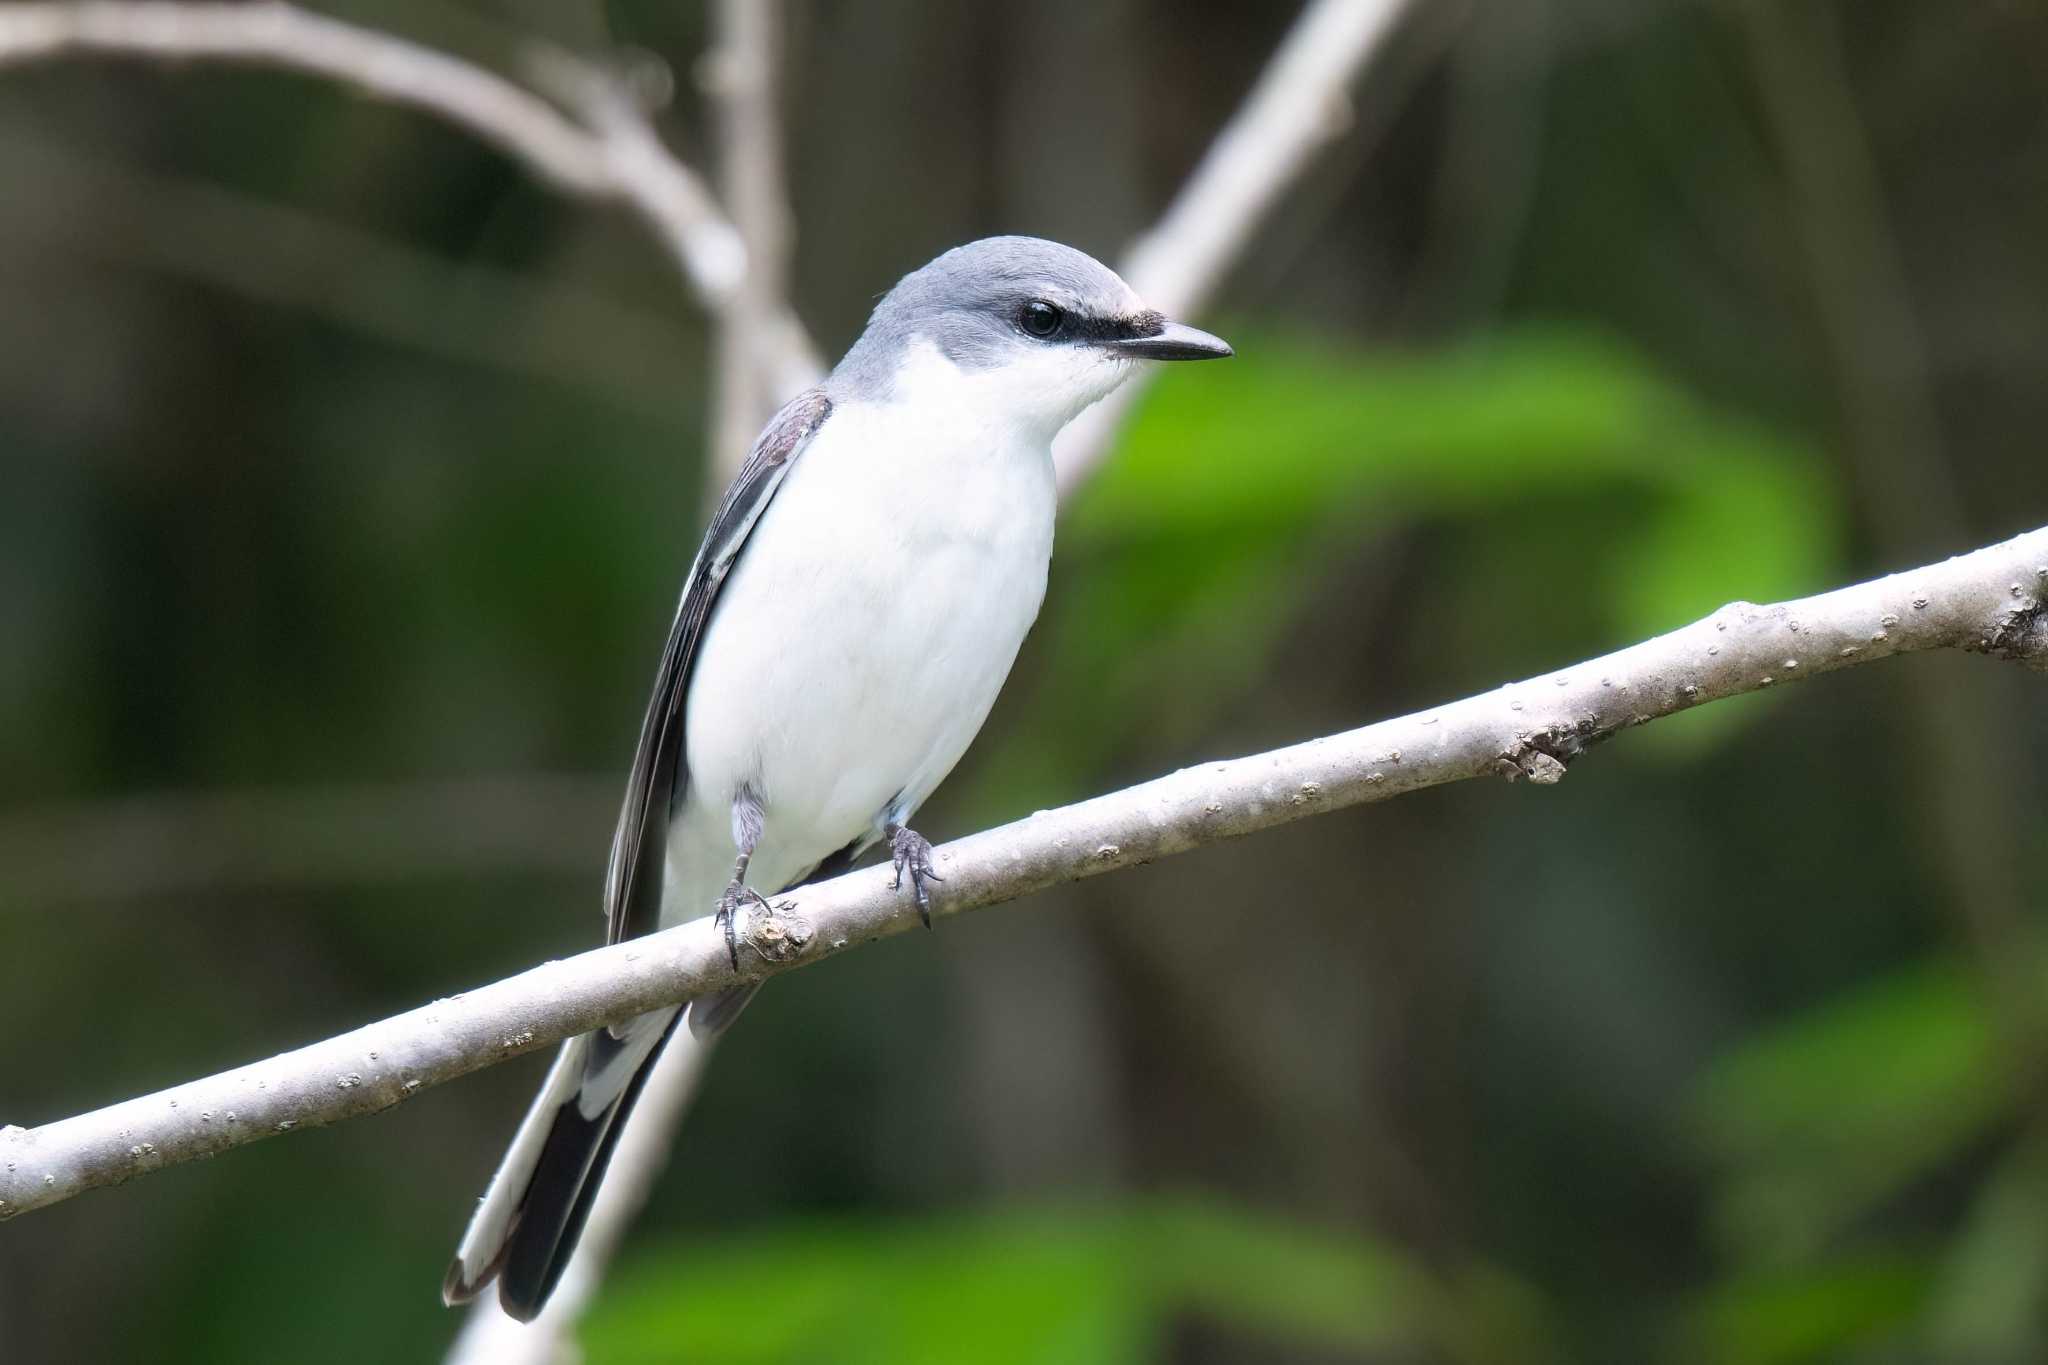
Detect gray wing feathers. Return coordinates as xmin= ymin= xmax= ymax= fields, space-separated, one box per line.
xmin=603 ymin=389 xmax=834 ymax=947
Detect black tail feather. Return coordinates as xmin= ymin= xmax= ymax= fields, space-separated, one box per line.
xmin=496 ymin=1010 xmax=685 ymax=1321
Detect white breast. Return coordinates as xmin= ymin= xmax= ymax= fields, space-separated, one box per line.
xmin=663 ymin=357 xmax=1057 ymax=922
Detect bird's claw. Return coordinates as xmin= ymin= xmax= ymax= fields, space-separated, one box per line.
xmin=889 ymin=826 xmax=943 ymax=929
xmin=715 ymin=879 xmax=774 ymax=969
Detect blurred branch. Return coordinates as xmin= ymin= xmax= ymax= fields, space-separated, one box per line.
xmin=1054 ymin=0 xmax=1422 ymax=496
xmin=0 ymin=0 xmax=1412 ymax=481
xmin=0 ymin=775 xmax=615 ymax=908
xmin=8 ymin=524 xmax=2044 ymax=1223
xmin=0 ymin=128 xmax=703 ymax=421
xmin=522 ymin=45 xmax=823 ymax=398
xmin=704 ymin=0 xmax=801 ymax=484
xmin=0 ymin=0 xmax=820 ymax=387
xmin=0 ymin=3 xmax=605 ymax=195
xmin=1736 ymin=0 xmax=2040 ymax=1079
xmin=1734 ymin=0 xmax=1962 ymax=548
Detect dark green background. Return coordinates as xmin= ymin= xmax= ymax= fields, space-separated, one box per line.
xmin=3 ymin=2 xmax=2045 ymax=1361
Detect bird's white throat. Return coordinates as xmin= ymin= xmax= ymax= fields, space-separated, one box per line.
xmin=885 ymin=336 xmax=1134 ymax=447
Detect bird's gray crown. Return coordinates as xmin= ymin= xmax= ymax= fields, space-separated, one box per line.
xmin=828 ymin=236 xmax=1157 ymax=400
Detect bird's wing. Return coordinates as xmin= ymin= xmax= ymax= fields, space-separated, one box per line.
xmin=603 ymin=387 xmax=834 ymax=947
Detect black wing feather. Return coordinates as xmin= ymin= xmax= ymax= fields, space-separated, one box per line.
xmin=603 ymin=389 xmax=833 ymax=947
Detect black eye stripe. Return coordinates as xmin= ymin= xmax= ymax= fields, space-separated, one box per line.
xmin=1079 ymin=309 xmax=1163 ymax=342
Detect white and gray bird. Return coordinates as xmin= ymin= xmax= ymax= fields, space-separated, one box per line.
xmin=442 ymin=236 xmax=1231 ymax=1320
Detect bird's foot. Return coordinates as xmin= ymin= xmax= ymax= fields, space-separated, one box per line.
xmin=715 ymin=880 xmax=775 ymax=968
xmin=888 ymin=825 xmax=943 ymax=928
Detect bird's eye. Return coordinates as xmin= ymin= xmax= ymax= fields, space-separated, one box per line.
xmin=1019 ymin=300 xmax=1064 ymax=339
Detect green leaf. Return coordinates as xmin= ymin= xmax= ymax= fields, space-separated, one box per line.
xmin=580 ymin=1197 xmax=1547 ymax=1364
xmin=970 ymin=327 xmax=1839 ymax=815
xmin=1687 ymin=957 xmax=2008 ymax=1262
xmin=1923 ymin=1133 xmax=2048 ymax=1357
xmin=1683 ymin=1253 xmax=1930 ymax=1365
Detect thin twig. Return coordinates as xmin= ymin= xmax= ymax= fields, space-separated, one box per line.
xmin=1053 ymin=0 xmax=1422 ymax=496
xmin=0 ymin=127 xmax=704 ymax=417
xmin=1736 ymin=0 xmax=2044 ymax=1085
xmin=0 ymin=0 xmax=1402 ymax=478
xmin=7 ymin=524 xmax=2044 ymax=1222
xmin=0 ymin=3 xmax=604 ymax=188
xmin=704 ymin=0 xmax=802 ymax=482
xmin=0 ymin=2 xmax=752 ymax=309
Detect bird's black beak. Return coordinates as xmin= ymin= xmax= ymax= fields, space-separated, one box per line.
xmin=1107 ymin=319 xmax=1234 ymax=361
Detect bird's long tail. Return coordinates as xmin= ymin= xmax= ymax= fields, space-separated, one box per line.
xmin=442 ymin=985 xmax=759 ymax=1321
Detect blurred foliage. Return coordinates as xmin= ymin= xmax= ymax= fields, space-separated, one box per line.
xmin=976 ymin=329 xmax=1836 ymax=816
xmin=1684 ymin=952 xmax=2048 ymax=1362
xmin=586 ymin=1197 xmax=1550 ymax=1365
xmin=1682 ymin=1253 xmax=1931 ymax=1365
xmin=1690 ymin=956 xmax=2008 ymax=1263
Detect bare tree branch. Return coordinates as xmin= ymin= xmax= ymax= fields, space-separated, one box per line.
xmin=0 ymin=0 xmax=1422 ymax=464
xmin=1053 ymin=0 xmax=1423 ymax=495
xmin=704 ymin=0 xmax=804 ymax=483
xmin=522 ymin=44 xmax=822 ymax=397
xmin=6 ymin=524 xmax=2043 ymax=1223
xmin=0 ymin=4 xmax=605 ymax=189
xmin=0 ymin=126 xmax=704 ymax=418
xmin=0 ymin=2 xmax=753 ymax=319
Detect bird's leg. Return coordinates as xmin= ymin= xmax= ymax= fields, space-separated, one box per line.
xmin=715 ymin=786 xmax=774 ymax=969
xmin=714 ymin=855 xmax=774 ymax=970
xmin=887 ymin=823 xmax=943 ymax=929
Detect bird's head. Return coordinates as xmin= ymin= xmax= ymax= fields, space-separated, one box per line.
xmin=830 ymin=236 xmax=1232 ymax=443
